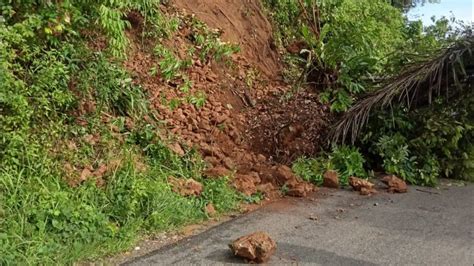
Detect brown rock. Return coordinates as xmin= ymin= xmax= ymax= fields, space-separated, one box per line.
xmin=248 ymin=172 xmax=262 ymax=185
xmin=214 ymin=114 xmax=228 ymax=124
xmin=256 ymin=154 xmax=267 ymax=162
xmin=205 ymin=203 xmax=217 ymax=217
xmin=323 ymin=170 xmax=339 ymax=188
xmin=360 ymin=187 xmax=377 ymax=196
xmin=229 ymin=232 xmax=276 ymax=263
xmin=222 ymin=157 xmax=235 ymax=169
xmin=349 ymin=177 xmax=377 ymax=195
xmin=273 ymin=165 xmax=300 ymax=185
xmin=168 ymin=177 xmax=203 ymax=197
xmin=287 ymin=182 xmax=314 ymax=197
xmin=382 ymin=175 xmax=408 ymax=193
xmin=233 ymin=174 xmax=257 ymax=196
xmin=256 ymin=182 xmax=275 ymax=194
xmin=204 ymin=166 xmax=231 ymax=178
xmin=203 ymin=156 xmax=220 ymax=167
xmin=201 ymin=144 xmax=224 ymax=158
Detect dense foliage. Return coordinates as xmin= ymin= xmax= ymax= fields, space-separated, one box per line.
xmin=264 ymin=0 xmax=473 ymax=185
xmin=0 ymin=1 xmax=240 ymax=263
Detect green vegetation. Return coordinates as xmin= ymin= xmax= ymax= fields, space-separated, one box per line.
xmin=264 ymin=0 xmax=473 ymax=185
xmin=0 ymin=1 xmax=241 ymax=264
xmin=292 ymin=145 xmax=366 ymax=186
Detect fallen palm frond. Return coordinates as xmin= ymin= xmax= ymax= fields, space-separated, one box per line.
xmin=332 ymin=32 xmax=474 ymax=143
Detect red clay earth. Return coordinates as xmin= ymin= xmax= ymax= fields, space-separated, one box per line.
xmin=120 ymin=0 xmax=330 ymax=199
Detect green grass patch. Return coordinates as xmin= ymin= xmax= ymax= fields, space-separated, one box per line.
xmin=0 ymin=2 xmax=241 ymax=264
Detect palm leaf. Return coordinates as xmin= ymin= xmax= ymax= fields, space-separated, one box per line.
xmin=332 ymin=33 xmax=474 ymax=143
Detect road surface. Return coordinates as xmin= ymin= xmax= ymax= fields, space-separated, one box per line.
xmin=124 ymin=182 xmax=474 ymax=265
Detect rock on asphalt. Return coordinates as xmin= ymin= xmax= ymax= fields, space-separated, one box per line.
xmin=124 ymin=183 xmax=474 ymax=265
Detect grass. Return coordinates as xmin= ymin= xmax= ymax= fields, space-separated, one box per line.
xmin=0 ymin=124 xmax=240 ymax=264
xmin=0 ymin=4 xmax=242 ymax=263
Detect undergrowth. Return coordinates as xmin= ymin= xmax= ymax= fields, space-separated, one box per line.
xmin=0 ymin=1 xmax=241 ymax=264
xmin=267 ymin=0 xmax=473 ymax=185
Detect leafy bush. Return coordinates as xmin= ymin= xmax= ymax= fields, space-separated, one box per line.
xmin=264 ymin=0 xmax=405 ymax=111
xmin=268 ymin=0 xmax=472 ymax=185
xmin=360 ymin=91 xmax=474 ymax=185
xmin=292 ymin=157 xmax=329 ymax=185
xmin=293 ymin=145 xmax=366 ymax=186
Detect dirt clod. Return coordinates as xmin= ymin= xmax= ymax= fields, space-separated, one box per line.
xmin=229 ymin=232 xmax=276 ymax=263
xmin=323 ymin=170 xmax=339 ymax=188
xmin=287 ymin=182 xmax=314 ymax=197
xmin=233 ymin=174 xmax=258 ymax=196
xmin=273 ymin=165 xmax=300 ymax=185
xmin=204 ymin=166 xmax=231 ymax=179
xmin=168 ymin=177 xmax=203 ymax=197
xmin=205 ymin=203 xmax=217 ymax=217
xmin=382 ymin=175 xmax=408 ymax=193
xmin=349 ymin=176 xmax=377 ymax=195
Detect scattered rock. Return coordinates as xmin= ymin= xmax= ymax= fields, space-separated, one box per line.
xmin=256 ymin=182 xmax=275 ymax=194
xmin=286 ymin=182 xmax=314 ymax=197
xmin=203 ymin=156 xmax=220 ymax=167
xmin=233 ymin=174 xmax=257 ymax=196
xmin=308 ymin=215 xmax=319 ymax=221
xmin=203 ymin=166 xmax=230 ymax=178
xmin=349 ymin=176 xmax=377 ymax=195
xmin=382 ymin=175 xmax=408 ymax=193
xmin=205 ymin=203 xmax=217 ymax=217
xmin=222 ymin=157 xmax=235 ymax=169
xmin=273 ymin=165 xmax=300 ymax=185
xmin=168 ymin=177 xmax=203 ymax=196
xmin=323 ymin=170 xmax=339 ymax=188
xmin=229 ymin=232 xmax=276 ymax=263
xmin=360 ymin=187 xmax=377 ymax=196
xmin=256 ymin=154 xmax=266 ymax=162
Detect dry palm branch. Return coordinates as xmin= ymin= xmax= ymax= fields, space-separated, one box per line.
xmin=332 ymin=33 xmax=474 ymax=144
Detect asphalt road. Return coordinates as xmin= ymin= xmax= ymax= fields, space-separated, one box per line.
xmin=124 ymin=182 xmax=474 ymax=265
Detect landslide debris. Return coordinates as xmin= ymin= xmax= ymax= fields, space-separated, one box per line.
xmin=322 ymin=170 xmax=340 ymax=188
xmin=168 ymin=177 xmax=203 ymax=197
xmin=123 ymin=1 xmax=324 ymax=200
xmin=229 ymin=232 xmax=277 ymax=263
xmin=382 ymin=175 xmax=408 ymax=193
xmin=349 ymin=176 xmax=377 ymax=196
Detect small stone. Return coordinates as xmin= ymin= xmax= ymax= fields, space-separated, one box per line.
xmin=233 ymin=174 xmax=257 ymax=196
xmin=349 ymin=176 xmax=377 ymax=195
xmin=222 ymin=157 xmax=235 ymax=169
xmin=382 ymin=175 xmax=408 ymax=193
xmin=204 ymin=166 xmax=230 ymax=178
xmin=323 ymin=170 xmax=339 ymax=188
xmin=168 ymin=177 xmax=203 ymax=196
xmin=229 ymin=232 xmax=276 ymax=263
xmin=205 ymin=203 xmax=217 ymax=217
xmin=287 ymin=182 xmax=314 ymax=197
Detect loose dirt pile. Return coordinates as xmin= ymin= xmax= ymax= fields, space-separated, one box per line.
xmin=122 ymin=1 xmax=329 ymax=199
